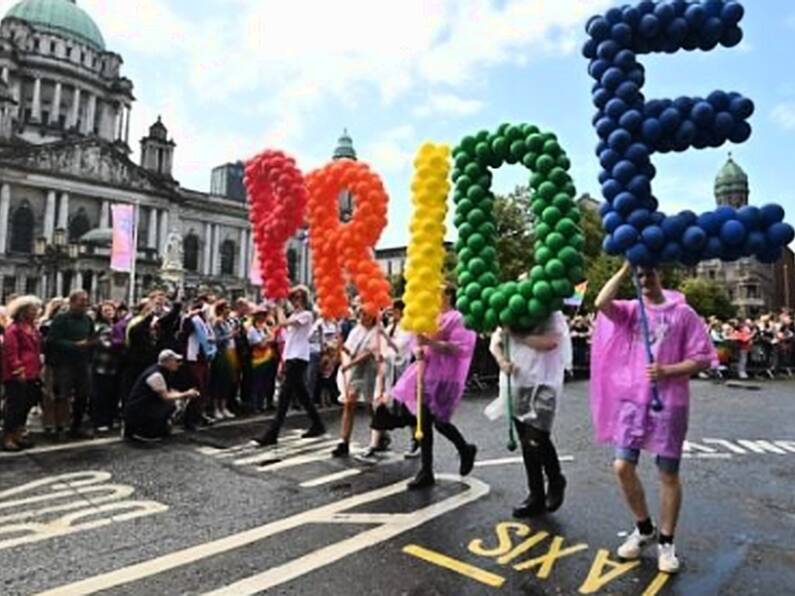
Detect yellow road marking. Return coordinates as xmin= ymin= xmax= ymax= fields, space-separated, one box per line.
xmin=642 ymin=572 xmax=670 ymax=596
xmin=403 ymin=544 xmax=505 ymax=588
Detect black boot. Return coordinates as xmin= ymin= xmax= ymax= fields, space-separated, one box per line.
xmin=407 ymin=469 xmax=435 ymax=490
xmin=513 ymin=496 xmax=546 ymax=518
xmin=331 ymin=441 xmax=349 ymax=457
xmin=459 ymin=444 xmax=477 ymax=476
xmin=302 ymin=424 xmax=326 ymax=438
xmin=546 ymin=475 xmax=567 ymax=513
xmin=255 ymin=430 xmax=278 ymax=446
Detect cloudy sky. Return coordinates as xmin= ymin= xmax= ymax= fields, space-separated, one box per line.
xmin=3 ymin=0 xmax=795 ymax=247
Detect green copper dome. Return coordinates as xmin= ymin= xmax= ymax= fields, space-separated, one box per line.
xmin=714 ymin=154 xmax=748 ymax=198
xmin=5 ymin=0 xmax=105 ymax=51
xmin=333 ymin=128 xmax=357 ymax=160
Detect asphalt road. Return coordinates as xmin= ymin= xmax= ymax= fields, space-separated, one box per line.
xmin=1 ymin=379 xmax=794 ymax=595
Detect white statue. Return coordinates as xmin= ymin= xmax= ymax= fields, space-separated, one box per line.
xmin=161 ymin=229 xmax=184 ymax=273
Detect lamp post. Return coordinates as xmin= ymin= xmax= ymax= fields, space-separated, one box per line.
xmin=34 ymin=227 xmax=82 ymax=298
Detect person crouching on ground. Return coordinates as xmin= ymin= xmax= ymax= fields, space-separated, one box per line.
xmin=487 ymin=311 xmax=571 ymax=518
xmin=591 ymin=262 xmax=714 ymax=574
xmin=2 ymin=296 xmax=43 ymax=451
xmin=123 ymin=350 xmax=200 ymax=442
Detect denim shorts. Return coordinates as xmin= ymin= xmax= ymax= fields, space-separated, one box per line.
xmin=615 ymin=447 xmax=681 ymax=474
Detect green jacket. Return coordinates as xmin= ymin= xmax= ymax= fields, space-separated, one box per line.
xmin=47 ymin=311 xmax=95 ymax=367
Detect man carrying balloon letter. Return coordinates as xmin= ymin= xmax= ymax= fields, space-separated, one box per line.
xmin=382 ymin=284 xmax=478 ymax=490
xmin=591 ymin=262 xmax=714 ymax=574
xmin=486 ymin=310 xmax=571 ymax=518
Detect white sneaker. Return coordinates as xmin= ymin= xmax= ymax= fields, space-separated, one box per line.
xmin=404 ymin=442 xmax=421 ymax=460
xmin=213 ymin=409 xmax=223 ymax=421
xmin=657 ymin=543 xmax=680 ymax=574
xmin=617 ymin=526 xmax=657 ymax=559
xmin=222 ymin=408 xmax=236 ymax=419
xmin=354 ymin=447 xmax=379 ymax=465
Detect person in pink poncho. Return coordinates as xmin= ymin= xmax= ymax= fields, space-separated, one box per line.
xmin=592 ymin=262 xmax=714 ymax=575
xmin=384 ymin=284 xmax=478 ymax=490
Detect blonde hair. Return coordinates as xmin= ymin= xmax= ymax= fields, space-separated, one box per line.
xmin=43 ymin=297 xmax=67 ymax=321
xmin=7 ymin=295 xmax=42 ymax=321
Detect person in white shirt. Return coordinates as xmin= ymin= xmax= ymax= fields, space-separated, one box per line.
xmin=487 ymin=311 xmax=571 ymax=518
xmin=255 ymin=286 xmax=326 ymax=446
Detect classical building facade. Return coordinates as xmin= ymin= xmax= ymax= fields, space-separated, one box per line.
xmin=697 ymin=155 xmax=795 ymax=316
xmin=0 ymin=0 xmax=254 ymax=303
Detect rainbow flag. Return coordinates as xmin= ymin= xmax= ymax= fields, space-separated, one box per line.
xmin=564 ymin=281 xmax=589 ymax=307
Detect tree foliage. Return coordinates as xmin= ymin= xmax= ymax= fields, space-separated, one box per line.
xmin=492 ymin=185 xmax=534 ymax=282
xmin=679 ymin=277 xmax=738 ymax=319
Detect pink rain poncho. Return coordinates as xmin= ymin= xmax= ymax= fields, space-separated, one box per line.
xmin=393 ymin=309 xmax=476 ymax=423
xmin=589 ymin=291 xmax=715 ymax=459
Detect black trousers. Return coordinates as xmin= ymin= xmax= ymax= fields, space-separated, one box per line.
xmin=417 ymin=404 xmax=468 ymax=474
xmin=514 ymin=419 xmax=562 ymax=499
xmin=91 ymin=373 xmax=119 ymax=428
xmin=264 ymin=359 xmax=323 ymax=437
xmin=55 ymin=362 xmax=92 ymax=431
xmin=3 ymin=380 xmax=39 ymax=433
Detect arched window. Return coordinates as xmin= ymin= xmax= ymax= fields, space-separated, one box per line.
xmin=10 ymin=201 xmax=34 ymax=253
xmin=220 ymin=240 xmax=236 ymax=276
xmin=68 ymin=208 xmax=91 ymax=242
xmin=287 ymin=247 xmax=298 ymax=282
xmin=183 ymin=234 xmax=199 ymax=272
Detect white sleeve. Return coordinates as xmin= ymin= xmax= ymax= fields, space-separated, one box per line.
xmin=146 ymin=372 xmax=168 ymax=394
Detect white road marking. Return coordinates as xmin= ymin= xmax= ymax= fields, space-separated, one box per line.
xmin=37 ymin=475 xmax=490 ymax=596
xmin=682 ymin=453 xmax=732 ymax=459
xmin=702 ymin=438 xmax=747 ymax=454
xmin=0 ymin=471 xmax=167 ymax=551
xmin=475 ymin=455 xmax=574 ymax=468
xmin=736 ymin=440 xmax=788 ymax=455
xmin=300 ymin=469 xmax=362 ymax=487
xmin=233 ymin=439 xmax=338 ymax=466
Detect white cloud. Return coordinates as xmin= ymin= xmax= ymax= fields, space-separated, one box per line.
xmin=771 ymin=102 xmax=795 ymax=131
xmin=364 ymin=125 xmax=417 ymax=175
xmin=414 ymin=93 xmax=484 ymax=118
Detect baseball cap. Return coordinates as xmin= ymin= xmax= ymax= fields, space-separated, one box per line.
xmin=158 ymin=349 xmax=183 ymax=365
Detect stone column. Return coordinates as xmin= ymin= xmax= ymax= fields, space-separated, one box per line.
xmin=100 ymin=200 xmax=110 ymax=228
xmin=1 ymin=67 xmax=7 ymax=83
xmin=158 ymin=210 xmax=169 ymax=256
xmin=238 ymin=228 xmax=247 ymax=278
xmin=71 ymin=87 xmax=81 ymax=130
xmin=124 ymin=105 xmax=131 ymax=144
xmin=74 ymin=270 xmax=84 ymax=292
xmin=40 ymin=273 xmax=48 ymax=298
xmin=211 ymin=224 xmax=220 ymax=275
xmin=85 ymin=94 xmax=96 ymax=134
xmin=90 ymin=270 xmax=98 ymax=302
xmin=31 ymin=77 xmax=41 ymax=121
xmin=56 ymin=271 xmax=64 ymax=296
xmin=203 ymin=222 xmax=212 ymax=275
xmin=57 ymin=192 xmax=69 ymax=230
xmin=51 ymin=81 xmax=62 ymax=125
xmin=147 ymin=207 xmax=158 ymax=249
xmin=0 ymin=183 xmax=10 ymax=255
xmin=44 ymin=190 xmax=56 ymax=241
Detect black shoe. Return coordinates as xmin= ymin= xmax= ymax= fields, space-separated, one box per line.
xmin=459 ymin=443 xmax=477 ymax=476
xmin=374 ymin=432 xmax=392 ymax=453
xmin=302 ymin=426 xmax=326 ymax=438
xmin=255 ymin=433 xmax=277 ymax=447
xmin=407 ymin=470 xmax=435 ymax=490
xmin=69 ymin=428 xmax=94 ymax=440
xmin=331 ymin=442 xmax=349 ymax=458
xmin=513 ymin=497 xmax=546 ymax=518
xmin=545 ymin=475 xmax=567 ymax=513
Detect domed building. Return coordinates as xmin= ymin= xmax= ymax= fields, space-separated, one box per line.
xmin=697 ymin=155 xmax=795 ymax=315
xmin=0 ymin=0 xmax=257 ymax=302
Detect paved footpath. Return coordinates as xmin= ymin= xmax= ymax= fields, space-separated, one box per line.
xmin=1 ymin=379 xmax=794 ymax=595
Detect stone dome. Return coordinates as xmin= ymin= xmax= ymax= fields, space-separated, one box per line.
xmin=4 ymin=0 xmax=105 ymax=51
xmin=333 ymin=128 xmax=357 ymax=160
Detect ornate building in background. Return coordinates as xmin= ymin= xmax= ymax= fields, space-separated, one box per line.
xmin=0 ymin=0 xmax=254 ymax=303
xmin=697 ymin=155 xmax=795 ymax=316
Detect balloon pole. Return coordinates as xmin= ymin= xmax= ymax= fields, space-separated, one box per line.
xmin=632 ymin=268 xmax=663 ymax=412
xmin=415 ymin=353 xmax=425 ymax=441
xmin=504 ymin=332 xmax=517 ymax=451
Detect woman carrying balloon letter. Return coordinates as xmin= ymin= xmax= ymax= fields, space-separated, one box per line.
xmin=486 ymin=311 xmax=571 ymax=518
xmin=591 ymin=262 xmax=715 ymax=574
xmin=385 ymin=284 xmax=478 ymax=490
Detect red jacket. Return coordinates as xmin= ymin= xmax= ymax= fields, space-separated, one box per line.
xmin=2 ymin=322 xmax=42 ymax=382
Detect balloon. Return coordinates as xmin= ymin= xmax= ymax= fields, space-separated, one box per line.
xmin=244 ymin=149 xmax=308 ymax=301
xmin=453 ymin=124 xmax=584 ymax=332
xmin=306 ymin=159 xmax=391 ymax=319
xmin=584 ymin=1 xmax=792 ymax=267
